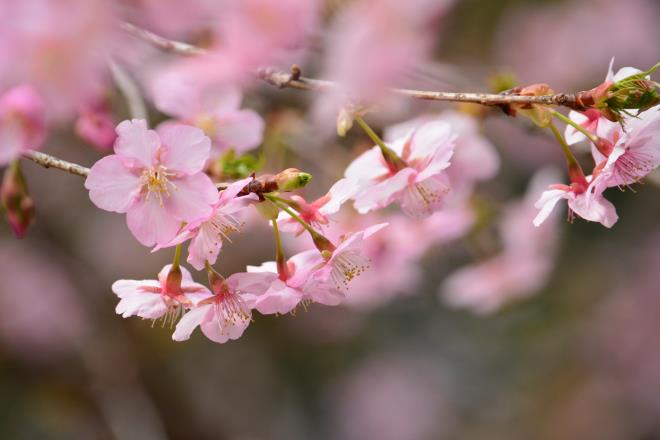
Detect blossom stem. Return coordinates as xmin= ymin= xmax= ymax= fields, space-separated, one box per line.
xmin=266 ymin=194 xmax=301 ymax=211
xmin=551 ymin=110 xmax=599 ymax=144
xmin=549 ymin=122 xmax=584 ymax=180
xmin=271 ymin=219 xmax=287 ymax=280
xmin=172 ymin=244 xmax=182 ymax=271
xmin=264 ymin=194 xmax=336 ymax=253
xmin=354 ymin=115 xmax=406 ymax=170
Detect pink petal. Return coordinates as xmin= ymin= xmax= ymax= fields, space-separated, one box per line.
xmin=218 ymin=176 xmax=253 ymax=205
xmin=163 ymin=173 xmax=217 ymax=223
xmin=253 ymin=282 xmax=303 ymax=315
xmin=172 ymin=304 xmax=212 ymax=341
xmin=353 ymin=168 xmax=416 ymax=214
xmin=187 ymin=225 xmax=221 ymax=271
xmin=345 ymin=146 xmax=390 ymax=182
xmin=114 ymin=119 xmax=159 ymax=168
xmin=321 ymin=178 xmax=357 ymax=215
xmin=533 ymin=189 xmax=568 ymax=227
xmin=85 ymin=155 xmax=141 ymax=213
xmin=157 ymin=123 xmax=211 ymax=174
xmin=201 ymin=311 xmax=249 ymax=343
xmin=126 ymin=197 xmax=182 ymax=247
xmin=213 ymin=109 xmax=264 ymax=154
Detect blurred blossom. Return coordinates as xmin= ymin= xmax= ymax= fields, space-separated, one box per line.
xmin=496 ymin=0 xmax=660 ymax=90
xmin=0 ymin=84 xmax=47 ymax=165
xmin=75 ymin=97 xmax=117 ymax=151
xmin=326 ymin=352 xmax=456 ymax=440
xmin=0 ymin=0 xmax=123 ymax=118
xmin=120 ymin=0 xmax=218 ymax=39
xmin=0 ymin=240 xmax=86 ymax=360
xmin=441 ymin=168 xmax=561 ymax=314
xmin=314 ymin=0 xmax=453 ymax=127
xmin=150 ymin=67 xmax=264 ymax=157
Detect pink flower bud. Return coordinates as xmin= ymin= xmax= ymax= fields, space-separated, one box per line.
xmin=1 ymin=162 xmax=34 ymax=238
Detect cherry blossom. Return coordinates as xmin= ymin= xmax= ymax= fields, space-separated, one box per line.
xmin=596 ymin=108 xmax=660 ymax=187
xmin=276 ymin=178 xmax=355 ymax=235
xmin=156 ymin=177 xmax=257 ymax=271
xmin=172 ymin=271 xmax=275 ymax=343
xmin=112 ymin=264 xmax=211 ymax=321
xmin=533 ymin=175 xmax=618 ymax=228
xmin=151 ymin=70 xmax=264 ymax=156
xmin=0 ymin=84 xmax=46 ymax=165
xmin=384 ymin=111 xmax=499 ymax=201
xmin=345 ymin=121 xmax=456 ymax=217
xmin=306 ymin=223 xmax=388 ymax=299
xmin=84 ymin=119 xmax=218 ymax=246
xmin=245 ymin=250 xmax=343 ymax=314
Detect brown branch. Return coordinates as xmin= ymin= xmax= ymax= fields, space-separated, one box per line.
xmin=22 ymin=151 xmax=90 ymax=178
xmin=120 ymin=22 xmax=579 ymax=109
xmin=256 ymin=67 xmax=578 ymax=108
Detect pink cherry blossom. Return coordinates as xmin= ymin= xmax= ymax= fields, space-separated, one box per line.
xmin=172 ymin=272 xmax=275 ymax=343
xmin=385 ymin=111 xmax=499 ymax=202
xmin=306 ymin=223 xmax=388 ymax=299
xmin=276 ymin=178 xmax=355 ymax=235
xmin=0 ymin=0 xmax=122 ymax=118
xmin=442 ymin=169 xmax=561 ymax=314
xmin=533 ymin=175 xmax=618 ymax=229
xmin=112 ymin=264 xmax=211 ymax=321
xmin=151 ymin=69 xmax=264 ymax=156
xmin=596 ymin=108 xmax=660 ymax=187
xmin=245 ymin=249 xmax=341 ymax=314
xmin=84 ymin=119 xmax=218 ymax=247
xmin=0 ymin=84 xmax=46 ymax=165
xmin=74 ymin=98 xmax=116 ymax=151
xmin=345 ymin=121 xmax=456 ymax=217
xmin=156 ymin=177 xmax=256 ymax=271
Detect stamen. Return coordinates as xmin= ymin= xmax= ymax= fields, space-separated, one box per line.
xmin=140 ymin=165 xmax=176 ymax=206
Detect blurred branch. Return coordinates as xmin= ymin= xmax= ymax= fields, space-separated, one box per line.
xmin=22 ymin=151 xmax=90 ymax=178
xmin=121 ymin=22 xmax=206 ymax=56
xmin=109 ymin=60 xmax=148 ymax=120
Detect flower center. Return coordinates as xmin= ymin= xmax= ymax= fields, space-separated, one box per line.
xmin=331 ymin=251 xmax=370 ymax=290
xmin=140 ymin=165 xmax=175 ymax=205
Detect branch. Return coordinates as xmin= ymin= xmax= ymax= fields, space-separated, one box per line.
xmin=256 ymin=67 xmax=578 ymax=107
xmin=120 ymin=22 xmax=206 ymax=56
xmin=119 ymin=22 xmax=579 ymax=109
xmin=22 ymin=151 xmax=90 ymax=178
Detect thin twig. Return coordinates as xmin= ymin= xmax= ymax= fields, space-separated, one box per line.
xmin=22 ymin=151 xmax=90 ymax=178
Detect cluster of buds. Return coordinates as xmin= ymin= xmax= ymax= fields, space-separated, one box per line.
xmin=573 ymin=63 xmax=660 ymax=122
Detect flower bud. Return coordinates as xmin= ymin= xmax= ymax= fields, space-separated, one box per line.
xmin=311 ymin=231 xmax=336 ymax=254
xmin=1 ymin=162 xmax=34 ymax=238
xmin=164 ymin=265 xmax=183 ymax=295
xmin=275 ymin=168 xmax=312 ymax=191
xmin=337 ymin=107 xmax=354 ymax=137
xmin=207 ymin=269 xmax=227 ymax=295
